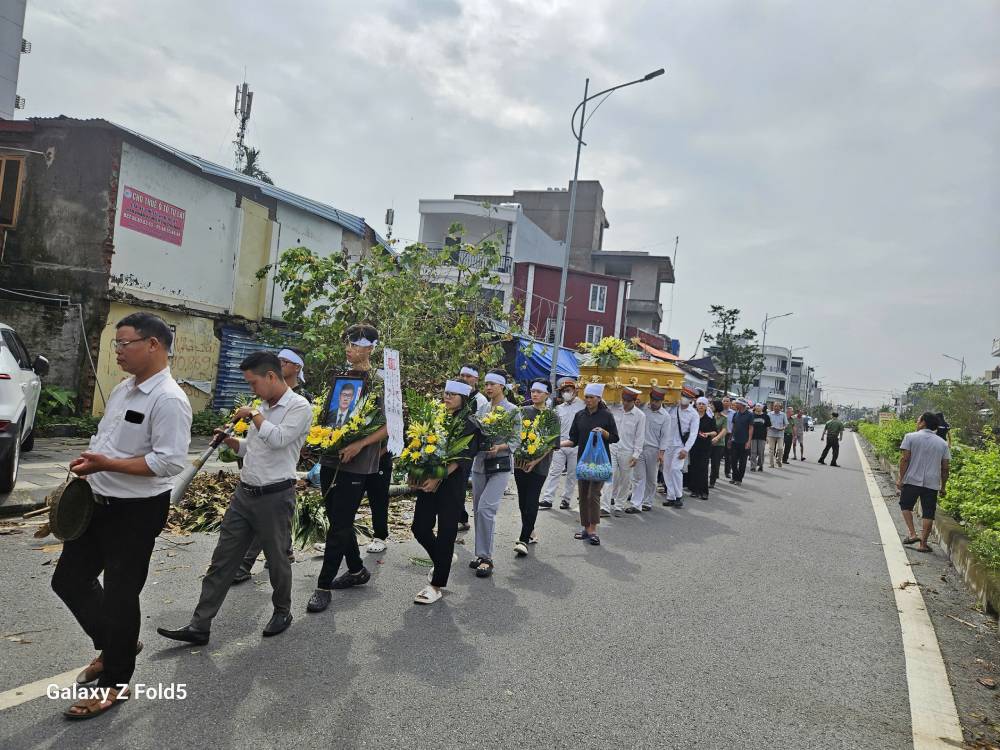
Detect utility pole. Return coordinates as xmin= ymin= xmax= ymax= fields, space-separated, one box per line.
xmin=942 ymin=353 xmax=966 ymax=382
xmin=665 ymin=235 xmax=679 ymax=335
xmin=233 ymin=79 xmax=254 ymax=170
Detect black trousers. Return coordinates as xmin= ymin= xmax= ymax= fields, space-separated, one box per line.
xmin=411 ymin=471 xmax=465 ymax=588
xmin=723 ymin=436 xmax=732 ymax=477
xmin=731 ymin=444 xmax=749 ymax=482
xmin=317 ymin=467 xmax=370 ymax=588
xmin=782 ymin=434 xmax=793 ymax=462
xmin=52 ymin=492 xmax=170 ymax=688
xmin=367 ymin=452 xmax=393 ymax=541
xmin=710 ymin=444 xmax=726 ymax=485
xmin=688 ymin=448 xmax=711 ymax=496
xmin=820 ymin=438 xmax=840 ymax=465
xmin=513 ymin=469 xmax=546 ymax=544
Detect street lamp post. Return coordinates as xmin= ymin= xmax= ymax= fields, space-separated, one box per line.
xmin=548 ymin=68 xmax=665 ymax=391
xmin=942 ymin=353 xmax=966 ymax=382
xmin=757 ymin=312 xmax=792 ymax=404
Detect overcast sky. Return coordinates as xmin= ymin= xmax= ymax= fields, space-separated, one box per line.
xmin=19 ymin=0 xmax=999 ymax=406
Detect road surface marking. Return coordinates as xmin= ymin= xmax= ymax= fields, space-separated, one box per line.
xmin=0 ymin=667 xmax=82 ymax=711
xmin=854 ymin=435 xmax=963 ymax=748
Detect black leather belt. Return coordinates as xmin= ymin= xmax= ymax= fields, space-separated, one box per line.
xmin=94 ymin=490 xmax=170 ymax=506
xmin=239 ymin=478 xmax=296 ymax=497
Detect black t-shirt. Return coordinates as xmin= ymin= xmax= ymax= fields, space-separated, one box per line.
xmin=751 ymin=414 xmax=770 ymax=440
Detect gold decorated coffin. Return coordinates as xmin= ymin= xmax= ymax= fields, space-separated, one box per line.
xmin=578 ymin=360 xmax=685 ymax=405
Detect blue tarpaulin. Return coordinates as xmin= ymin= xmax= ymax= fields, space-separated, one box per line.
xmin=513 ymin=336 xmax=580 ymax=386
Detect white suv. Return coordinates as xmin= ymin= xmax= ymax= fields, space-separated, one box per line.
xmin=0 ymin=323 xmax=48 ymax=492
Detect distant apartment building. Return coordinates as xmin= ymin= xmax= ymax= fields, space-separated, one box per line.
xmin=417 ymin=198 xmax=626 ymax=347
xmin=0 ymin=1 xmax=27 ymax=120
xmin=454 ymin=181 xmax=674 ymax=335
xmin=746 ymin=344 xmax=792 ymax=405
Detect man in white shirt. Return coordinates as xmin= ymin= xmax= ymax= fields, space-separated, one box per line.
xmin=897 ymin=412 xmax=951 ymax=553
xmin=633 ymin=387 xmax=670 ymax=511
xmin=158 ymin=351 xmax=311 ymax=644
xmin=663 ymin=387 xmax=699 ymax=508
xmin=540 ymin=378 xmax=585 ymax=510
xmin=766 ymin=402 xmax=788 ymax=468
xmin=601 ymin=387 xmax=646 ymax=516
xmin=54 ymin=312 xmax=192 ymax=719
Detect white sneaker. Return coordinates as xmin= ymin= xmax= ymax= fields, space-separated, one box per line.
xmin=313 ymin=542 xmax=326 ymax=553
xmin=513 ymin=541 xmax=528 ymax=557
xmin=366 ymin=538 xmax=388 ymax=554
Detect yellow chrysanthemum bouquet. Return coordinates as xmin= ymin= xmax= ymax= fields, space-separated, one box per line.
xmin=577 ymin=335 xmax=640 ymax=369
xmin=477 ymin=405 xmax=518 ymax=446
xmin=218 ymin=394 xmax=262 ymax=463
xmin=305 ymin=390 xmax=383 ymax=461
xmin=514 ymin=409 xmax=561 ymax=470
xmin=397 ymin=392 xmax=475 ymax=484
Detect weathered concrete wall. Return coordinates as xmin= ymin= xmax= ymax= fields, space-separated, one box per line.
xmin=0 ymin=120 xmax=121 ymax=411
xmin=0 ymin=301 xmax=82 ymax=389
xmin=92 ymin=301 xmax=219 ymax=415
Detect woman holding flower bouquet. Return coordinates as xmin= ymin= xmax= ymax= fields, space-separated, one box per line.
xmin=406 ymin=381 xmax=481 ymax=604
xmin=469 ymin=369 xmax=520 ymax=578
xmin=512 ymin=381 xmax=561 ymax=557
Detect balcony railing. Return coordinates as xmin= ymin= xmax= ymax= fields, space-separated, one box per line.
xmin=426 ymin=242 xmax=513 ymax=274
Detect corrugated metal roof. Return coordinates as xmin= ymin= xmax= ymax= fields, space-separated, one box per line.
xmin=109 ymin=120 xmax=377 ymax=240
xmin=212 ymin=326 xmax=275 ymax=410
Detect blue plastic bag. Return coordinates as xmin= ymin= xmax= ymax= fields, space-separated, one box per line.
xmin=305 ymin=462 xmax=322 ymax=488
xmin=576 ymin=431 xmax=612 ymax=482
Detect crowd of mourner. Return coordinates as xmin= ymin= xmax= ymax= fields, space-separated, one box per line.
xmin=45 ymin=313 xmax=846 ymax=719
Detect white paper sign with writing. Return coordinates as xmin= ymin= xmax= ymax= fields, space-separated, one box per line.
xmin=383 ymin=348 xmax=404 ymax=457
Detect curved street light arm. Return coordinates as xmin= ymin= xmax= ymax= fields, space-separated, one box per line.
xmin=571 ymin=69 xmax=665 ymax=141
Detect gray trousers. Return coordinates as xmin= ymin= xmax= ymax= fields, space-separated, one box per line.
xmin=632 ymin=445 xmax=661 ymax=508
xmin=191 ymin=485 xmax=296 ymax=631
xmin=471 ymin=469 xmax=510 ymax=561
xmin=238 ymin=536 xmax=295 ymax=577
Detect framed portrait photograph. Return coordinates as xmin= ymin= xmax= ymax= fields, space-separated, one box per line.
xmin=326 ymin=376 xmax=365 ymax=427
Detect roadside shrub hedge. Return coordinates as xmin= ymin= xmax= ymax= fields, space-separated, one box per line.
xmin=858 ymin=420 xmax=916 ymax=463
xmin=860 ymin=422 xmax=1000 ymax=570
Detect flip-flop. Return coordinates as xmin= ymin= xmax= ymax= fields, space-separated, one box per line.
xmin=573 ymin=530 xmax=590 ymax=540
xmin=915 ymin=546 xmax=933 ymax=553
xmin=475 ymin=559 xmax=494 ymax=578
xmin=589 ymin=534 xmax=601 ymax=546
xmin=901 ymin=536 xmax=920 ymax=545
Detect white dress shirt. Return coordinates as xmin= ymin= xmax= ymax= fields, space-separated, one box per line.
xmin=88 ymin=367 xmax=193 ymax=498
xmin=608 ymin=404 xmax=646 ymax=459
xmin=666 ymin=404 xmax=699 ymax=450
xmin=236 ymin=387 xmax=313 ymax=486
xmin=554 ymin=398 xmax=586 ymax=440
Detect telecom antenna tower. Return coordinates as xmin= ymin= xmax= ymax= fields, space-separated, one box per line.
xmin=234 ymin=80 xmax=254 ymax=170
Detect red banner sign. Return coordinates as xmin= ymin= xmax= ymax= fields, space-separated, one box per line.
xmin=120 ymin=186 xmax=186 ymax=246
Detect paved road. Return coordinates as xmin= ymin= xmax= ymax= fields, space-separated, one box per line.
xmin=0 ymin=434 xmax=926 ymax=748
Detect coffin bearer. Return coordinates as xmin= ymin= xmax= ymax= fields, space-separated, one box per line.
xmin=633 ymin=386 xmax=670 ymax=511
xmin=234 ymin=346 xmax=311 ymax=584
xmin=539 ymin=377 xmax=585 ymax=510
xmin=664 ymin=387 xmax=698 ymax=507
xmin=601 ymin=387 xmax=645 ymax=516
xmin=157 ymin=351 xmax=311 ymax=645
xmin=54 ymin=312 xmax=192 ymax=719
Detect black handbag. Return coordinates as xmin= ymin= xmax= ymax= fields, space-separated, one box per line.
xmin=483 ymin=454 xmax=512 ymax=475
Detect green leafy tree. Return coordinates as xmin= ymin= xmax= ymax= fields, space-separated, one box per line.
xmin=788 ymin=395 xmax=805 ymax=411
xmin=810 ymin=403 xmax=832 ymax=422
xmin=240 ymin=146 xmax=273 ymax=184
xmin=704 ymin=305 xmax=763 ymax=394
xmin=257 ymin=229 xmax=518 ymax=394
xmin=907 ymin=380 xmax=999 ymax=446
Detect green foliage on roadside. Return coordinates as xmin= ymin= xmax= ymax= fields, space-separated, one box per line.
xmin=858 ymin=420 xmax=916 ymax=464
xmin=191 ymin=409 xmax=228 ymax=436
xmin=906 ymin=381 xmax=999 ymax=447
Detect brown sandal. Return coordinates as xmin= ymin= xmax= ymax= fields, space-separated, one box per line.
xmin=64 ymin=686 xmax=129 ymax=720
xmin=76 ymin=641 xmax=144 ymax=685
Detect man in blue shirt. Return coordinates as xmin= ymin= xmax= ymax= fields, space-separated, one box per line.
xmin=728 ymin=399 xmax=755 ymax=486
